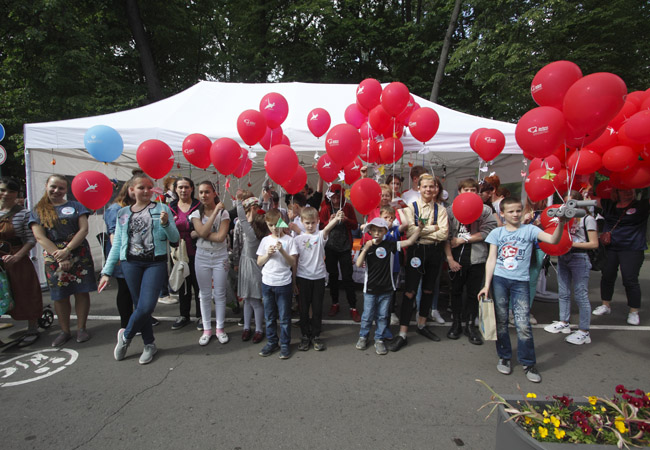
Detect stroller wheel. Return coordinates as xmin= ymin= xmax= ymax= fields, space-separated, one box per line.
xmin=38 ymin=306 xmax=54 ymax=329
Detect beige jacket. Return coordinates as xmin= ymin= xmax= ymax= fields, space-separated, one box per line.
xmin=400 ymin=199 xmax=449 ymax=244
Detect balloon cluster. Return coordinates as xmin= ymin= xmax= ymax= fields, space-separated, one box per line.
xmin=315 ymin=78 xmax=442 ymax=215
xmin=514 ymin=61 xmax=650 ymax=205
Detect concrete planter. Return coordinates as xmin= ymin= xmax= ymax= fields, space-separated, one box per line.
xmin=495 ymin=397 xmax=617 ymax=449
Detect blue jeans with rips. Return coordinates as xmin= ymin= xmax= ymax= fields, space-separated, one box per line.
xmin=122 ymin=260 xmax=167 ymax=345
xmin=360 ymin=291 xmax=392 ymax=341
xmin=558 ymin=252 xmax=591 ymax=331
xmin=262 ymin=283 xmax=292 ymax=350
xmin=492 ymin=275 xmax=536 ymax=366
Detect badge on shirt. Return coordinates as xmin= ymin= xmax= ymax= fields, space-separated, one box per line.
xmin=376 ymin=247 xmax=387 ymax=259
xmin=410 ymin=257 xmax=421 ymax=268
xmin=119 ymin=214 xmax=129 ymax=226
xmin=61 ymin=207 xmax=75 ymax=216
xmin=503 ymin=257 xmax=518 ymax=270
xmin=627 ymin=208 xmax=636 ymax=215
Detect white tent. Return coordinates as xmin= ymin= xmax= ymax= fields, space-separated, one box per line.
xmin=24 ymin=81 xmax=525 ymax=278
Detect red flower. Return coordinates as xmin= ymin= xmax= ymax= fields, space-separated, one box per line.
xmin=581 ymin=425 xmax=593 ymax=435
xmin=616 ymin=384 xmax=628 ymax=394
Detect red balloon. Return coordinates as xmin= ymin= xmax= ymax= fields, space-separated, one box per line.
xmin=350 ymin=178 xmax=382 ymax=215
xmin=620 ymin=161 xmax=650 ymax=189
xmin=588 ymin=126 xmax=618 ymax=154
xmin=515 ymin=106 xmax=566 ymax=158
xmin=617 ymin=123 xmax=645 ymax=152
xmin=382 ymin=122 xmax=404 ymax=140
xmin=137 ymin=139 xmax=174 ymax=179
xmin=381 ymin=82 xmax=410 ymax=117
xmin=562 ymin=72 xmax=627 ymax=136
xmin=281 ymin=134 xmax=291 ymax=146
xmin=307 ymin=108 xmax=331 ymax=138
xmin=552 ymin=144 xmax=568 ymax=164
xmin=602 ymin=145 xmax=639 ymax=172
xmin=210 ymin=138 xmax=242 ymax=176
xmin=232 ymin=153 xmax=252 ymax=179
xmin=566 ymin=149 xmax=602 ymax=175
xmin=360 ymin=122 xmax=379 ymax=140
xmin=344 ymin=103 xmax=367 ymax=129
xmin=525 ymin=168 xmax=555 ymax=201
xmin=355 ymin=101 xmax=369 ymax=115
xmin=237 ymin=110 xmax=267 ymax=146
xmin=283 ymin=165 xmax=307 ymax=195
xmin=408 ymin=107 xmax=440 ymax=143
xmin=316 ymin=154 xmax=341 ymax=183
xmin=259 ymin=92 xmax=288 ymax=129
xmin=71 ymin=171 xmax=113 ymax=210
xmin=539 ymin=224 xmax=572 ymax=256
xmin=529 ymin=155 xmax=561 ymax=173
xmin=564 ymin=123 xmax=606 ymax=149
xmin=609 ymin=100 xmax=639 ymax=130
xmin=325 ymin=124 xmax=362 ymax=167
xmin=265 ymin=144 xmax=298 ymax=185
xmin=540 ymin=204 xmax=562 ymax=229
xmin=259 ymin=126 xmax=283 ymax=151
xmin=625 ymin=110 xmax=650 ymax=144
xmin=359 ymin=139 xmax=380 ymax=164
xmin=595 ymin=180 xmax=614 ymax=199
xmin=626 ymin=90 xmax=646 ymax=107
xmin=378 ymin=137 xmax=404 ymax=164
xmin=368 ymin=105 xmax=392 ymax=135
xmin=344 ymin=157 xmax=363 ymax=185
xmin=531 ymin=60 xmax=583 ymax=110
xmin=452 ymin=193 xmax=484 ymax=225
xmin=552 ymin=168 xmax=569 ymax=195
xmin=469 ymin=128 xmax=488 ymax=151
xmin=356 ymin=78 xmax=382 ymax=111
xmin=474 ymin=129 xmax=506 ymax=161
xmin=182 ymin=133 xmax=212 ymax=169
xmin=396 ymin=95 xmax=416 ymax=125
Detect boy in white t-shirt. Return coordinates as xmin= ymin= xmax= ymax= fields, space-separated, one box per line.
xmin=478 ymin=198 xmax=568 ymax=383
xmin=294 ymin=207 xmax=344 ymax=351
xmin=256 ymin=208 xmax=298 ymax=359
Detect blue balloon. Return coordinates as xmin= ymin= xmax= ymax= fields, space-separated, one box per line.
xmin=84 ymin=125 xmax=124 ymax=162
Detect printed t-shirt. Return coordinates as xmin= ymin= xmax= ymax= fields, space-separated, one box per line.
xmin=485 ymin=224 xmax=541 ymax=281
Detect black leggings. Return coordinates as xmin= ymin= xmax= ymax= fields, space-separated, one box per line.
xmin=297 ymin=277 xmax=326 ymax=338
xmin=600 ymin=249 xmax=644 ymax=309
xmin=179 ymin=254 xmax=200 ymax=319
xmin=399 ymin=243 xmax=443 ymax=326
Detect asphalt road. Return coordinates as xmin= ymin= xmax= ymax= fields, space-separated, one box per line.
xmin=1 ymin=259 xmax=649 ymax=450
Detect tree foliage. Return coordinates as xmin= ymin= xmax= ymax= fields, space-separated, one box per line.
xmin=1 ymin=0 xmax=648 ymax=180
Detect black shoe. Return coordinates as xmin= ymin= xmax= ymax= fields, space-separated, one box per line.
xmin=416 ymin=326 xmax=441 ymax=342
xmin=151 ymin=317 xmax=160 ymax=327
xmin=467 ymin=324 xmax=483 ymax=345
xmin=298 ymin=336 xmax=310 ymax=351
xmin=387 ymin=335 xmax=407 ymax=352
xmin=196 ymin=318 xmax=204 ymax=331
xmin=237 ymin=317 xmax=244 ymax=327
xmin=171 ymin=316 xmax=190 ymax=330
xmin=447 ymin=319 xmax=462 ymax=340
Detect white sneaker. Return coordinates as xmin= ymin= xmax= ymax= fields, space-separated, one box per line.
xmin=158 ymin=296 xmax=178 ymax=305
xmin=139 ymin=343 xmax=157 ymax=364
xmin=431 ymin=309 xmax=445 ymax=324
xmin=216 ymin=331 xmax=230 ymax=344
xmin=390 ymin=313 xmax=399 ymax=326
xmin=544 ymin=321 xmax=571 ymax=334
xmin=565 ymin=330 xmax=591 ymax=345
xmin=199 ymin=333 xmax=212 ymax=346
xmin=627 ymin=312 xmax=640 ymax=326
xmin=592 ymin=305 xmax=611 ymax=316
xmin=529 ymin=313 xmax=538 ymax=325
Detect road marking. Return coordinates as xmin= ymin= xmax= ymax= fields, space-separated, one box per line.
xmin=0 ymin=348 xmax=78 ymax=387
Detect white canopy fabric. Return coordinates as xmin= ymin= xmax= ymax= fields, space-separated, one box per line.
xmin=24 ymin=81 xmax=525 ymax=279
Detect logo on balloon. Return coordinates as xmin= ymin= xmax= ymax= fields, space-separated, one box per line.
xmin=408 ymin=121 xmax=417 ymax=128
xmin=327 ymin=139 xmax=340 ymax=146
xmin=310 ymin=113 xmax=319 ymax=121
xmin=484 ymin=137 xmax=497 ymax=144
xmin=185 ymin=147 xmax=196 ymax=155
xmin=531 ymin=83 xmax=542 ymax=93
xmin=84 ymin=180 xmax=98 ymax=192
xmin=527 ymin=126 xmax=549 ymax=135
xmin=243 ymin=119 xmax=258 ymax=126
xmin=263 ymin=99 xmax=275 ymax=110
xmin=357 ymin=86 xmax=365 ymax=95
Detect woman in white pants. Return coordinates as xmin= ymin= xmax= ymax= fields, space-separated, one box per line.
xmin=190 ymin=181 xmax=230 ymax=345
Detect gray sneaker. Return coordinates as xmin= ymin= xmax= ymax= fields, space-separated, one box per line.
xmin=312 ymin=337 xmax=325 ymax=351
xmin=375 ymin=340 xmax=388 ymax=355
xmin=139 ymin=343 xmax=158 ymax=365
xmin=496 ymin=358 xmax=512 ymax=375
xmin=114 ymin=328 xmax=130 ymax=361
xmin=355 ymin=336 xmax=368 ymax=350
xmin=523 ymin=365 xmax=542 ymax=383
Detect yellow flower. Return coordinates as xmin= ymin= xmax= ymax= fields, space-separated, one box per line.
xmin=543 ymin=410 xmax=549 ymax=417
xmin=588 ymin=396 xmax=598 ymax=405
xmin=601 ymin=407 xmax=606 ymax=412
xmin=526 ymin=393 xmax=537 ymax=399
xmin=554 ymin=427 xmax=566 ymax=439
xmin=539 ymin=426 xmax=548 ymax=438
xmin=524 ymin=416 xmax=532 ymax=425
xmin=615 ymin=417 xmax=628 ymax=434
xmin=550 ymin=415 xmax=560 ymax=427
xmin=543 ymin=418 xmax=550 ymax=424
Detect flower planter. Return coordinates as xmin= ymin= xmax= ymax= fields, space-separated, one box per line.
xmin=495 ymin=396 xmax=618 ymax=449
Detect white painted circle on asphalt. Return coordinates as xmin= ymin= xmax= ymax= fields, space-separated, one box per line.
xmin=0 ymin=348 xmax=78 ymax=387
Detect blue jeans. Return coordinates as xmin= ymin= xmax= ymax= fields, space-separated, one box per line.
xmin=558 ymin=252 xmax=591 ymax=331
xmin=360 ymin=292 xmax=392 ymax=341
xmin=262 ymin=283 xmax=292 ymax=349
xmin=122 ymin=260 xmax=167 ymax=345
xmin=492 ymin=275 xmax=536 ymax=366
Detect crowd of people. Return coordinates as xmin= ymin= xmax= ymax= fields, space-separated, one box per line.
xmin=0 ymin=165 xmax=647 ymax=382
